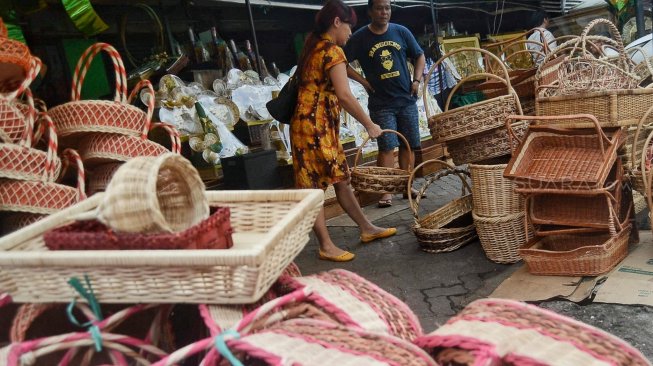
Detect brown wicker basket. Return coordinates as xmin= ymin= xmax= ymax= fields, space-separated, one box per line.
xmin=504 ymin=114 xmax=624 ymax=190
xmin=446 ymin=120 xmax=527 ymax=166
xmin=519 ymin=225 xmax=630 ymax=276
xmin=350 ymin=129 xmax=412 ymax=194
xmin=407 ymin=160 xmax=477 ymax=253
xmin=628 ymin=103 xmax=653 ymax=195
xmin=469 ymin=163 xmax=523 ymax=217
xmin=473 ymin=211 xmax=533 ymax=264
xmin=424 ymin=47 xmax=522 ymax=143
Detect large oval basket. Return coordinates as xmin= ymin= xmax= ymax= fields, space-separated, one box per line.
xmin=350 ymin=129 xmax=412 ymax=194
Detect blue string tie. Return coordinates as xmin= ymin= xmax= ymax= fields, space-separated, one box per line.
xmin=214 ymin=329 xmax=243 ymax=366
xmin=67 ymin=275 xmax=104 ymax=352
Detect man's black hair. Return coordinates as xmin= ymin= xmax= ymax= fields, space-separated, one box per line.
xmin=531 ymin=9 xmax=549 ymax=28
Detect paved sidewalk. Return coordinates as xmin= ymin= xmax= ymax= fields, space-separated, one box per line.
xmin=294 ymin=183 xmax=653 ymax=361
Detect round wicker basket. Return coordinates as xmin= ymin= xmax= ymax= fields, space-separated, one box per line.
xmin=469 ymin=163 xmax=523 ymax=217
xmin=350 ymin=129 xmax=412 ymax=194
xmin=408 ymin=159 xmax=477 ymax=253
xmin=473 ymin=211 xmax=533 ymax=264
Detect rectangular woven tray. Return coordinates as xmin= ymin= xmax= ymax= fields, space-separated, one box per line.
xmin=0 ymin=189 xmax=323 ymax=304
xmin=519 ymin=225 xmax=630 ymax=276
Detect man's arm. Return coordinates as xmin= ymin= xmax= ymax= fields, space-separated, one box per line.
xmin=347 ymin=64 xmax=375 ymax=93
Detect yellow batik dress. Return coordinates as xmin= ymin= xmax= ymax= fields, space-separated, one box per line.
xmin=291 ymin=36 xmax=348 ymax=190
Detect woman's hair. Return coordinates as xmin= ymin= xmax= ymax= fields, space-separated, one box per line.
xmin=296 ymin=0 xmax=357 ymax=77
xmin=531 ymin=9 xmax=549 ymax=28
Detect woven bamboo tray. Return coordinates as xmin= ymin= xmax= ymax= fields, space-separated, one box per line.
xmin=0 ymin=189 xmax=323 ymax=304
xmin=519 ymin=225 xmax=630 ymax=276
xmin=504 ymin=114 xmax=624 ymax=190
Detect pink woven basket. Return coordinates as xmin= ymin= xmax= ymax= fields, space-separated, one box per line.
xmin=0 ymin=19 xmax=34 ymax=93
xmin=43 ymin=206 xmax=233 ymax=250
xmin=0 ymin=148 xmax=86 ymax=214
xmin=78 ymin=122 xmax=181 ymax=166
xmin=0 ymin=111 xmax=61 ymax=183
xmin=415 ymin=298 xmax=650 ymax=366
xmin=47 ymin=43 xmax=155 ymax=139
xmin=0 ymin=58 xmax=41 ymax=144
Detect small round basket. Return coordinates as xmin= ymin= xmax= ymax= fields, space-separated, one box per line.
xmin=408 ymin=159 xmax=477 ymax=253
xmin=98 ymin=153 xmax=209 ymax=233
xmin=350 ymin=129 xmax=412 ymax=194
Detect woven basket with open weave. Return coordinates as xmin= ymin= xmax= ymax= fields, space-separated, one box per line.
xmin=350 ymin=129 xmax=412 ymax=194
xmin=0 ymin=18 xmax=33 ymax=93
xmin=415 ymin=298 xmax=650 ymax=366
xmin=408 ymin=159 xmax=476 ymax=253
xmin=0 ymin=58 xmax=41 ymax=143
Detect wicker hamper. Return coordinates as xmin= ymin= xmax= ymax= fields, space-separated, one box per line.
xmin=469 ymin=163 xmax=523 ymax=217
xmin=473 ymin=211 xmax=533 ymax=264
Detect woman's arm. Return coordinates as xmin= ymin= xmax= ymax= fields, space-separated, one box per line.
xmin=330 ymin=62 xmax=382 ymax=138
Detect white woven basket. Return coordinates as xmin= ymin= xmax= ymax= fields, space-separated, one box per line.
xmin=0 ymin=189 xmax=323 ymax=304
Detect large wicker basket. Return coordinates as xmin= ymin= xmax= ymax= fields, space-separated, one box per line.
xmin=425 ymin=47 xmax=522 ymax=143
xmin=627 ymin=103 xmax=653 ymax=195
xmin=445 ymin=120 xmax=527 ymax=165
xmin=350 ymin=129 xmax=412 ymax=194
xmin=519 ymin=225 xmax=631 ymax=276
xmin=0 ymin=189 xmax=323 ymax=304
xmin=473 ymin=211 xmax=533 ymax=264
xmin=408 ymin=160 xmax=476 ymax=253
xmin=47 ymin=43 xmax=155 ymax=139
xmin=504 ymin=114 xmax=624 ymax=190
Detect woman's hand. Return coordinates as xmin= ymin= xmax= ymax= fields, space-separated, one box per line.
xmin=366 ymin=123 xmax=383 ymax=139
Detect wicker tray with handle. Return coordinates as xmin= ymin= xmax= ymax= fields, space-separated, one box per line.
xmin=48 ymin=43 xmax=155 ymax=140
xmin=407 ymin=159 xmax=476 ymax=253
xmin=504 ymin=114 xmax=624 ymax=190
xmin=350 ymin=129 xmax=412 ymax=194
xmin=0 ymin=189 xmax=323 ymax=304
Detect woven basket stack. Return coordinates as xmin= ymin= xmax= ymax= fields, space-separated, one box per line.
xmin=469 ymin=162 xmax=531 ymax=264
xmin=503 ymin=114 xmax=632 ymax=276
xmin=46 ymin=42 xmax=182 ymax=196
xmin=425 ymin=47 xmax=524 ymax=165
xmin=0 ymin=32 xmax=88 ymax=235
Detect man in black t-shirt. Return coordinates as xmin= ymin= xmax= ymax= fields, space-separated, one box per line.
xmin=345 ymin=0 xmax=425 ymax=207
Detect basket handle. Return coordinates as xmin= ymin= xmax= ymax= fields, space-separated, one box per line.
xmin=71 ymin=43 xmax=128 ymax=103
xmin=444 ymin=72 xmax=522 ymax=113
xmin=61 ymin=148 xmax=88 ymax=202
xmin=406 ymin=159 xmax=471 ymax=219
xmin=150 ymin=122 xmax=181 ymax=154
xmin=34 ymin=113 xmax=60 ymax=183
xmin=577 ymin=19 xmax=629 ymax=71
xmin=505 ymin=114 xmax=610 ymax=156
xmin=423 ymin=47 xmax=511 ymax=118
xmin=16 ymin=88 xmax=36 ymax=148
xmin=351 ymin=129 xmax=413 ymax=173
xmin=631 ymin=104 xmax=653 ymax=173
xmin=128 ymin=79 xmax=155 ymax=138
xmin=119 ymin=3 xmax=166 ymax=68
xmin=638 ymin=125 xmax=653 ymax=193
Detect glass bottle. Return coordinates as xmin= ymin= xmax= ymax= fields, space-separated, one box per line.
xmin=245 ymin=40 xmax=258 ymax=71
xmin=195 ymin=101 xmax=222 ymax=152
xmin=211 ymin=26 xmax=226 ymax=70
xmin=270 ymin=62 xmax=280 ymax=78
xmin=187 ymin=26 xmax=198 ymax=64
xmin=258 ymin=56 xmax=271 ymax=78
xmin=230 ymin=39 xmax=252 ymax=71
xmin=223 ymin=46 xmax=235 ymax=71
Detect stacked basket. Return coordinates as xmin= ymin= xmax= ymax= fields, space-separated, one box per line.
xmin=425 ymin=47 xmax=524 ymax=166
xmin=469 ymin=162 xmax=531 ymax=264
xmin=0 ymin=40 xmax=87 ymax=235
xmin=504 ymin=114 xmax=631 ymax=276
xmin=47 ymin=42 xmax=181 ymax=196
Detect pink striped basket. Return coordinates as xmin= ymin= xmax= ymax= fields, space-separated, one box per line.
xmin=78 ymin=122 xmax=181 ymax=166
xmin=0 ymin=58 xmax=41 ymax=144
xmin=0 ymin=303 xmax=169 ymax=365
xmin=47 ymin=43 xmax=155 ymax=140
xmin=0 ymin=148 xmax=86 ymax=214
xmin=414 ymin=298 xmax=650 ymax=366
xmin=155 ymin=288 xmax=436 ymax=366
xmin=0 ymin=108 xmax=62 ymax=183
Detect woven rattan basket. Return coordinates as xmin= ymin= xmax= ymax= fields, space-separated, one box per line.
xmin=628 ymin=103 xmax=653 ymax=195
xmin=446 ymin=120 xmax=527 ymax=165
xmin=96 ymin=153 xmax=208 ymax=233
xmin=408 ymin=160 xmax=476 ymax=253
xmin=473 ymin=211 xmax=533 ymax=264
xmin=0 ymin=189 xmax=323 ymax=304
xmin=48 ymin=43 xmax=155 ymax=139
xmin=0 ymin=19 xmax=34 ymax=93
xmin=415 ymin=298 xmax=650 ymax=366
xmin=425 ymin=47 xmax=521 ymax=143
xmin=519 ymin=225 xmax=630 ymax=276
xmin=86 ymin=162 xmax=122 ymax=196
xmin=469 ymin=163 xmax=523 ymax=217
xmin=504 ymin=114 xmax=624 ymax=190
xmin=350 ymin=129 xmax=412 ymax=194
xmin=0 ymin=59 xmax=41 ymax=144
